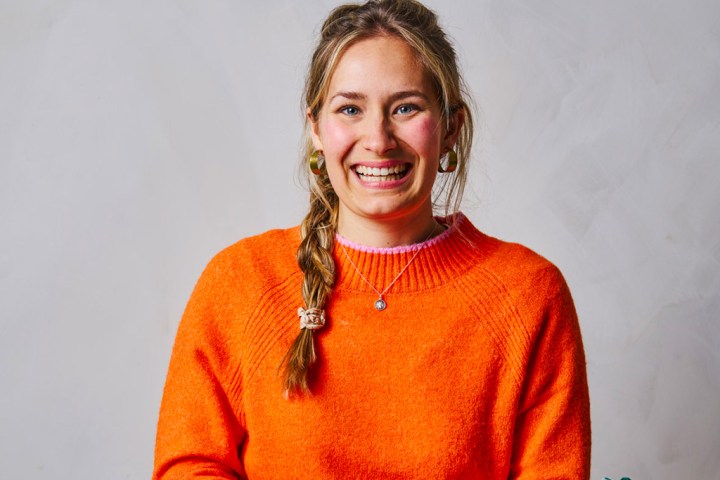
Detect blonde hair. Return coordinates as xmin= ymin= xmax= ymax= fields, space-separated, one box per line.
xmin=281 ymin=0 xmax=475 ymax=395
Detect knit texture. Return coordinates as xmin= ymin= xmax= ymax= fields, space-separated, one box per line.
xmin=153 ymin=215 xmax=591 ymax=479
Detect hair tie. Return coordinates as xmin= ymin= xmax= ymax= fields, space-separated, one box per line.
xmin=298 ymin=307 xmax=326 ymax=331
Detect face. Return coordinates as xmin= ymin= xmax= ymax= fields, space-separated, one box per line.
xmin=309 ymin=36 xmax=461 ymax=233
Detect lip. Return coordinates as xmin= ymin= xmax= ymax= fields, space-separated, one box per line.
xmin=351 ymin=161 xmax=413 ymax=189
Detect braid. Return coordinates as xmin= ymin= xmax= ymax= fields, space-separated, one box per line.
xmin=281 ymin=175 xmax=338 ymax=395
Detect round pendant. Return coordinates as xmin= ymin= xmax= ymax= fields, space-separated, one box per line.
xmin=374 ymin=298 xmax=387 ymax=311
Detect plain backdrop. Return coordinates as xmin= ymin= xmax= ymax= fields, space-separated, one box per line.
xmin=1 ymin=0 xmax=719 ymax=478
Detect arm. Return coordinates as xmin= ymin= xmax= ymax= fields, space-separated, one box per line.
xmin=153 ymin=257 xmax=247 ymax=479
xmin=509 ymin=267 xmax=591 ymax=479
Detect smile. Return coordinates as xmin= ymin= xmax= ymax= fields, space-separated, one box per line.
xmin=353 ymin=164 xmax=410 ymax=182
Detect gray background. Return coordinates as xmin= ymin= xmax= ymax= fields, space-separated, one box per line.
xmin=1 ymin=0 xmax=719 ymax=478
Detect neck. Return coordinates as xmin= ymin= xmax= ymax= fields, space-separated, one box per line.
xmin=336 ymin=209 xmax=443 ymax=248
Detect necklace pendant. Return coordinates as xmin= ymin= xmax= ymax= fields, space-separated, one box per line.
xmin=374 ymin=298 xmax=387 ymax=311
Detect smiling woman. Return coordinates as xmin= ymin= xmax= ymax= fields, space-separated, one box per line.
xmin=153 ymin=1 xmax=591 ymax=478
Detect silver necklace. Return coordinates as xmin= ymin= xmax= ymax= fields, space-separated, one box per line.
xmin=339 ymin=225 xmax=438 ymax=311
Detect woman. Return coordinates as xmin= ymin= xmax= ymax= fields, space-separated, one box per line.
xmin=153 ymin=1 xmax=591 ymax=478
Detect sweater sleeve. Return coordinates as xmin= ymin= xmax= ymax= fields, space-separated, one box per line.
xmin=509 ymin=266 xmax=591 ymax=479
xmin=153 ymin=255 xmax=247 ymax=479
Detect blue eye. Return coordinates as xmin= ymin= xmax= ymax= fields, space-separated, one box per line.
xmin=340 ymin=106 xmax=360 ymax=116
xmin=395 ymin=104 xmax=417 ymax=115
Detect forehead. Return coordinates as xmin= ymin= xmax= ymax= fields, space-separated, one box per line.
xmin=326 ymin=35 xmax=433 ymax=98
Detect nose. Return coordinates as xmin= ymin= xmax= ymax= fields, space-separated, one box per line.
xmin=361 ymin=112 xmax=397 ymax=155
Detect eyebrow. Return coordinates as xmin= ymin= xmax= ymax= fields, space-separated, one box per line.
xmin=328 ymin=90 xmax=430 ymax=103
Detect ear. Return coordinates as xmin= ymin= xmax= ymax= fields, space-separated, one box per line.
xmin=443 ymin=107 xmax=465 ymax=150
xmin=307 ymin=108 xmax=324 ymax=151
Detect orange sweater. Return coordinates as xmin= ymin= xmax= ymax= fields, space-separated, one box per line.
xmin=153 ymin=215 xmax=591 ymax=479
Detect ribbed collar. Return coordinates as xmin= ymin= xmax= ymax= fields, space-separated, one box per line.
xmin=333 ymin=213 xmax=490 ymax=294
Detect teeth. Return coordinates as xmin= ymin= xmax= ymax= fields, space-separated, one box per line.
xmin=355 ymin=165 xmax=407 ymax=176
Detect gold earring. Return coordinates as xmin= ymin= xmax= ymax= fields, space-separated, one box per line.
xmin=309 ymin=150 xmax=325 ymax=175
xmin=438 ymin=148 xmax=457 ymax=173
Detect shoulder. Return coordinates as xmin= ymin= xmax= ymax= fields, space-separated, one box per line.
xmin=458 ymin=217 xmax=573 ymax=314
xmin=457 ymin=219 xmax=581 ymax=368
xmin=213 ymin=226 xmax=300 ymax=267
xmin=489 ymin=238 xmax=568 ymax=298
xmin=196 ymin=226 xmax=302 ymax=294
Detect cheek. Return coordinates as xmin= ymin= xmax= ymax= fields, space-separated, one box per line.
xmin=319 ymin=119 xmax=355 ymax=158
xmin=403 ymin=117 xmax=443 ymax=153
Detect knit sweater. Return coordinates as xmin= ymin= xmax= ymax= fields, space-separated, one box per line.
xmin=153 ymin=214 xmax=591 ymax=479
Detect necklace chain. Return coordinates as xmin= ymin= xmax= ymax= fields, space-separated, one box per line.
xmin=338 ymin=224 xmax=438 ymax=311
